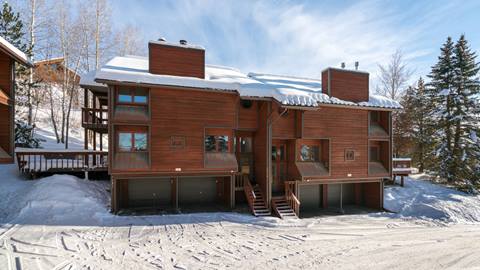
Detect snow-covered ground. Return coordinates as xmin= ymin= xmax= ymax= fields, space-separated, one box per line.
xmin=1 ymin=167 xmax=480 ymax=270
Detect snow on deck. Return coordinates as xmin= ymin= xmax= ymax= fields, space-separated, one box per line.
xmin=95 ymin=55 xmax=402 ymax=109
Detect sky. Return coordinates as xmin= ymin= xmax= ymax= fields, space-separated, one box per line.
xmin=111 ymin=0 xmax=480 ymax=87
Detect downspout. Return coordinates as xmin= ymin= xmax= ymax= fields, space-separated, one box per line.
xmin=265 ymin=106 xmax=288 ymax=208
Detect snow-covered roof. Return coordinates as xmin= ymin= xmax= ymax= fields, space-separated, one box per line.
xmin=0 ymin=36 xmax=32 ymax=67
xmin=79 ymin=70 xmax=108 ymax=92
xmin=94 ymin=55 xmax=401 ymax=110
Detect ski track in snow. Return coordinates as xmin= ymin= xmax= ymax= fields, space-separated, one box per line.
xmin=2 ymin=164 xmax=480 ymax=269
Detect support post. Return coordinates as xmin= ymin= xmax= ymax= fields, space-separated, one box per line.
xmin=339 ymin=184 xmax=344 ymax=214
xmin=84 ymin=89 xmax=88 ymax=150
xmin=84 ymin=170 xmax=89 ymax=180
xmin=171 ymin=177 xmax=178 ymax=211
xmin=230 ymin=175 xmax=235 ymax=209
xmin=322 ymin=184 xmax=328 ymax=209
xmin=401 ymin=176 xmax=404 ymax=187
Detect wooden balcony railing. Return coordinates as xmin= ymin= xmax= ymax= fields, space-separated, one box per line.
xmin=82 ymin=108 xmax=108 ymax=131
xmin=244 ymin=178 xmax=257 ymax=214
xmin=16 ymin=149 xmax=108 ymax=177
xmin=285 ymin=181 xmax=300 ymax=217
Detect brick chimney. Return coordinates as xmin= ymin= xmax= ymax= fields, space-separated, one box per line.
xmin=148 ymin=39 xmax=205 ymax=78
xmin=321 ymin=68 xmax=369 ymax=102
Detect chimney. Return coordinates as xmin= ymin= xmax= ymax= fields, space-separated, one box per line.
xmin=148 ymin=39 xmax=205 ymax=78
xmin=341 ymin=62 xmax=345 ymax=69
xmin=321 ymin=67 xmax=369 ymax=102
xmin=355 ymin=61 xmax=359 ymax=70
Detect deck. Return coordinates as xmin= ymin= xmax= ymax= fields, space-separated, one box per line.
xmin=16 ymin=149 xmax=108 ymax=178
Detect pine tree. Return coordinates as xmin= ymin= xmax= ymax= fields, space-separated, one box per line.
xmin=427 ymin=37 xmax=456 ymax=181
xmin=410 ymin=78 xmax=435 ymax=173
xmin=450 ymin=35 xmax=480 ymax=184
xmin=0 ymin=2 xmax=26 ymax=52
xmin=393 ymin=86 xmax=414 ymax=157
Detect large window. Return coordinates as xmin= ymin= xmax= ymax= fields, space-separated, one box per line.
xmin=117 ymin=87 xmax=148 ymax=105
xmin=118 ymin=130 xmax=148 ymax=152
xmin=205 ymin=135 xmax=229 ymax=152
xmin=299 ymin=145 xmax=320 ymax=162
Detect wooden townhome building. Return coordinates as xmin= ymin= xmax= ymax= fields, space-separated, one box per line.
xmin=80 ymin=39 xmax=401 ymax=218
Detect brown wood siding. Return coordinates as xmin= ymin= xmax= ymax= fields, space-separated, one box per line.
xmin=0 ymin=51 xmax=12 ymax=157
xmin=147 ymin=87 xmax=236 ymax=172
xmin=254 ymin=101 xmax=268 ymax=196
xmin=237 ymin=100 xmax=258 ymax=130
xmin=303 ymin=107 xmax=369 ymax=179
xmin=363 ymin=181 xmax=381 ymax=209
xmin=272 ymin=103 xmax=296 ymax=139
xmin=322 ymin=69 xmax=369 ymax=102
xmin=286 ymin=139 xmax=300 ymax=180
xmin=0 ymin=105 xmax=11 ymax=154
xmin=149 ymin=42 xmax=205 ymax=78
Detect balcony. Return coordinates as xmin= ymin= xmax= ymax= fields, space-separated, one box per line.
xmin=82 ymin=108 xmax=108 ymax=133
xmin=369 ymin=111 xmax=389 ymax=139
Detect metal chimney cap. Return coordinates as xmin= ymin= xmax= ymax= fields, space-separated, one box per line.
xmin=158 ymin=37 xmax=166 ymax=42
xmin=179 ymin=39 xmax=187 ymax=45
xmin=355 ymin=61 xmax=359 ymax=70
xmin=341 ymin=62 xmax=346 ymax=69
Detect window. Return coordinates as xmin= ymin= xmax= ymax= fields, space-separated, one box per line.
xmin=370 ymin=111 xmax=379 ymax=123
xmin=117 ymin=87 xmax=148 ymax=105
xmin=369 ymin=146 xmax=380 ymax=162
xmin=118 ymin=131 xmax=148 ymax=152
xmin=345 ymin=149 xmax=355 ymax=161
xmin=239 ymin=137 xmax=252 ymax=153
xmin=299 ymin=145 xmax=320 ymax=162
xmin=205 ymin=135 xmax=229 ymax=152
xmin=240 ymin=100 xmax=253 ymax=109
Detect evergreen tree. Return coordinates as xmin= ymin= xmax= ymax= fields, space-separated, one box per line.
xmin=449 ymin=35 xmax=480 ymax=183
xmin=0 ymin=2 xmax=26 ymax=52
xmin=393 ymin=85 xmax=414 ymax=157
xmin=410 ymin=77 xmax=435 ymax=173
xmin=427 ymin=37 xmax=456 ymax=181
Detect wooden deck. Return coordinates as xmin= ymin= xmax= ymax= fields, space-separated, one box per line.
xmin=16 ymin=149 xmax=108 ymax=178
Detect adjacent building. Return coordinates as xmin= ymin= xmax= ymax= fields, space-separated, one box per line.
xmin=80 ymin=39 xmax=401 ymax=218
xmin=0 ymin=36 xmax=33 ymax=163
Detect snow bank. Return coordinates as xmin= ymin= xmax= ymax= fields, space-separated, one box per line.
xmin=11 ymin=174 xmax=110 ymax=225
xmin=385 ymin=175 xmax=480 ymax=224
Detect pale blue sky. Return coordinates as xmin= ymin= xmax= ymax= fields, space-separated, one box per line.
xmin=111 ymin=0 xmax=479 ymax=86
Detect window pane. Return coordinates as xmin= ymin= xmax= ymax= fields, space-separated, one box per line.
xmin=118 ymin=133 xmax=132 ymax=151
xmin=272 ymin=146 xmax=277 ymax=161
xmin=300 ymin=145 xmax=319 ymax=162
xmin=118 ymin=88 xmax=132 ymax=103
xmin=205 ymin=135 xmax=216 ymax=152
xmin=217 ymin=135 xmax=229 ymax=152
xmin=134 ymin=133 xmax=147 ymax=151
xmin=370 ymin=147 xmax=379 ymax=162
xmin=240 ymin=137 xmax=252 ymax=153
xmin=133 ymin=95 xmax=147 ymax=103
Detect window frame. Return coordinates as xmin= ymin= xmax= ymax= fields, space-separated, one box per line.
xmin=298 ymin=144 xmax=321 ymax=162
xmin=116 ymin=126 xmax=149 ymax=153
xmin=116 ymin=86 xmax=149 ymax=106
xmin=204 ymin=128 xmax=233 ymax=154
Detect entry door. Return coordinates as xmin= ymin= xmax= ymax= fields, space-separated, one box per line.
xmin=236 ymin=134 xmax=254 ymax=182
xmin=272 ymin=140 xmax=287 ymax=194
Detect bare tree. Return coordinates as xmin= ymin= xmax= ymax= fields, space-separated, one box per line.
xmin=115 ymin=24 xmax=146 ymax=56
xmin=376 ymin=50 xmax=413 ymax=101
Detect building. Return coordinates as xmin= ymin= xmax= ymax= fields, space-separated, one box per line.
xmin=80 ymin=39 xmax=401 ymax=218
xmin=0 ymin=36 xmax=33 ymax=164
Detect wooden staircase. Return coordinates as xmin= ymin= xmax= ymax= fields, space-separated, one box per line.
xmin=271 ymin=196 xmax=298 ymax=219
xmin=244 ymin=178 xmax=271 ymax=217
xmin=251 ymin=185 xmax=271 ymax=216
